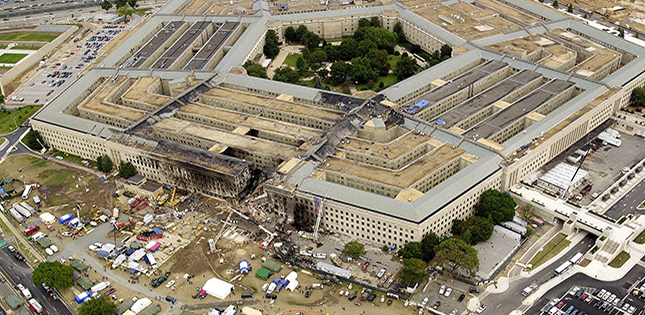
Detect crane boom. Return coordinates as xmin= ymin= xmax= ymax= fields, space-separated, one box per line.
xmin=211 ymin=211 xmax=233 ymax=253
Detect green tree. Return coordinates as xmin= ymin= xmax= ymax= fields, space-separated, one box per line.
xmin=363 ymin=27 xmax=397 ymax=54
xmin=451 ymin=219 xmax=466 ymax=235
xmin=330 ymin=61 xmax=351 ymax=85
xmin=317 ymin=68 xmax=329 ymax=78
xmin=567 ymin=3 xmax=573 ymax=13
xmin=23 ymin=129 xmax=45 ymax=150
xmin=382 ymin=245 xmax=389 ymax=252
xmin=295 ymin=25 xmax=308 ymax=42
xmin=435 ymin=238 xmax=479 ymax=276
xmin=421 ymin=232 xmax=441 ymax=262
xmin=301 ymin=47 xmax=311 ymax=61
xmin=338 ymin=38 xmax=357 ymax=60
xmin=396 ymin=55 xmax=418 ymax=80
xmin=296 ymin=56 xmax=307 ymax=74
xmin=632 ymin=87 xmax=645 ymax=107
xmin=243 ymin=60 xmax=268 ymax=79
xmin=263 ymin=30 xmax=280 ymax=59
xmin=32 ymin=261 xmax=75 ymax=290
xmin=127 ymin=0 xmax=137 ymax=8
xmin=397 ymin=241 xmax=423 ymax=259
xmin=323 ymin=44 xmax=337 ymax=61
xmin=273 ymin=66 xmax=300 ymax=84
xmin=393 ymin=22 xmax=406 ymax=43
xmin=343 ymin=241 xmax=366 ymax=260
xmin=313 ymin=76 xmax=323 ymax=89
xmin=370 ymin=16 xmax=380 ymax=27
xmin=619 ymin=27 xmax=625 ymax=38
xmin=356 ymin=39 xmax=377 ymax=57
xmin=310 ymin=50 xmax=327 ymax=65
xmin=440 ymin=44 xmax=452 ymax=59
xmin=366 ymin=48 xmax=388 ymax=70
xmin=351 ymin=57 xmax=378 ymax=83
xmin=114 ymin=0 xmax=127 ymax=8
xmin=358 ymin=18 xmax=371 ymax=28
xmin=636 ymin=33 xmax=640 ymax=39
xmin=398 ymin=258 xmax=428 ymax=283
xmin=117 ymin=6 xmax=133 ymax=20
xmin=301 ymin=31 xmax=321 ymax=50
xmin=101 ymin=0 xmax=113 ymax=11
xmin=79 ymin=297 xmax=117 ymax=315
xmin=284 ymin=26 xmax=297 ymax=43
xmin=465 ymin=216 xmax=493 ymax=244
xmin=474 ymin=189 xmax=516 ymax=224
xmin=553 ymin=0 xmax=558 ymax=9
xmin=96 ymin=155 xmax=113 ymax=172
xmin=118 ymin=161 xmax=137 ymax=178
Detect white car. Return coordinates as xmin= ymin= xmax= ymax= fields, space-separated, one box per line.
xmin=61 ymin=232 xmax=72 ymax=237
xmin=444 ymin=287 xmax=452 ymax=297
xmin=476 ymin=304 xmax=487 ymax=313
xmin=88 ymin=245 xmax=98 ymax=251
xmin=439 ymin=285 xmax=446 ymax=295
xmin=165 ymin=280 xmax=175 ymax=288
xmin=261 ymin=283 xmax=269 ymax=292
xmin=49 ymin=245 xmax=58 ymax=253
xmin=377 ymin=268 xmax=386 ymax=278
xmin=94 ymin=242 xmax=103 ymax=248
xmin=44 ymin=248 xmax=53 ymax=256
xmin=89 ymin=221 xmax=97 ymax=227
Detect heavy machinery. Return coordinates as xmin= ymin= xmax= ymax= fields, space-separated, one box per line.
xmin=151 ymin=271 xmax=171 ymax=288
xmin=115 ymin=218 xmax=134 ymax=231
xmin=167 ymin=187 xmax=179 ymax=207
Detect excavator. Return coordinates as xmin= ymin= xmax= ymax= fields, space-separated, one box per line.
xmin=115 ymin=218 xmax=135 ymax=231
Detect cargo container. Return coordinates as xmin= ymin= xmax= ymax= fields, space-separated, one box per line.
xmin=9 ymin=208 xmax=24 ymax=222
xmin=23 ymin=225 xmax=39 ymax=236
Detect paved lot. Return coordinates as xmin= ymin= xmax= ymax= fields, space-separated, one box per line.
xmin=413 ymin=280 xmax=468 ymax=315
xmin=11 ymin=25 xmax=125 ymax=105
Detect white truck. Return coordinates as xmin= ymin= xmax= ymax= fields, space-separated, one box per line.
xmin=17 ymin=283 xmax=32 ymax=299
xmin=28 ymin=298 xmax=43 ymax=313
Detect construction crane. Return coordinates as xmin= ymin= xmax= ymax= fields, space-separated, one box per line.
xmin=167 ymin=187 xmax=179 ymax=207
xmin=210 ymin=211 xmax=233 ymax=253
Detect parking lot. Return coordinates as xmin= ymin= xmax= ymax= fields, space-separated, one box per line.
xmin=411 ymin=280 xmax=469 ymax=315
xmin=11 ymin=25 xmax=124 ymax=105
xmin=539 ymin=283 xmax=645 ymax=315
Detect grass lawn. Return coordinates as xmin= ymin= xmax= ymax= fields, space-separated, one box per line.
xmin=528 ymin=232 xmax=570 ymax=269
xmin=609 ymin=251 xmax=630 ymax=268
xmin=0 ymin=106 xmax=40 ymax=135
xmin=282 ymin=53 xmax=300 ymax=67
xmin=635 ymin=229 xmax=645 ymax=244
xmin=355 ymin=74 xmax=398 ymax=91
xmin=388 ymin=55 xmax=402 ymax=69
xmin=0 ymin=32 xmax=58 ymax=42
xmin=0 ymin=53 xmax=28 ymax=64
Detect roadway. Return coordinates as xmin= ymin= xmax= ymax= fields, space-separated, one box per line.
xmin=0 ymin=1 xmax=99 ymax=19
xmin=480 ymin=233 xmax=596 ymax=315
xmin=0 ymin=243 xmax=73 ymax=315
xmin=604 ymin=176 xmax=645 ymax=220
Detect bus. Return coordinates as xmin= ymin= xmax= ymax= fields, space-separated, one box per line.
xmin=22 ymin=185 xmax=32 ymax=200
xmin=569 ymin=252 xmax=584 ymax=265
xmin=554 ymin=261 xmax=573 ymax=276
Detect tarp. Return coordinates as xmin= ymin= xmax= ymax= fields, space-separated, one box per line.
xmin=130 ymin=241 xmax=143 ymax=249
xmin=116 ymin=300 xmax=135 ymax=315
xmin=262 ymin=260 xmax=282 ymax=273
xmin=149 ymin=243 xmax=160 ymax=252
xmin=58 ymin=213 xmax=72 ymax=224
xmin=5 ymin=295 xmax=23 ymax=309
xmin=101 ymin=243 xmax=116 ymax=252
xmin=36 ymin=237 xmax=53 ymax=248
xmin=70 ymin=260 xmax=89 ymax=271
xmin=286 ymin=279 xmax=298 ymax=292
xmin=123 ymin=311 xmax=136 ymax=315
xmin=152 ymin=227 xmax=163 ymax=234
xmin=202 ymin=278 xmax=234 ymax=300
xmin=242 ymin=307 xmax=263 ymax=315
xmin=130 ymin=297 xmax=152 ymax=314
xmin=139 ymin=305 xmax=161 ymax=315
xmin=77 ymin=277 xmax=93 ymax=290
xmin=69 ymin=218 xmax=80 ymax=226
xmin=39 ymin=212 xmax=55 ymax=223
xmin=255 ymin=268 xmax=270 ymax=280
xmin=145 ymin=241 xmax=158 ymax=250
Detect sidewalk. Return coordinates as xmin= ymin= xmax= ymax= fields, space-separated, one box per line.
xmin=0 ymin=211 xmax=45 ymax=263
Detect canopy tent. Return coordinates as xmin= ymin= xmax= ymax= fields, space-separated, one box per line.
xmin=261 ymin=260 xmax=282 ymax=273
xmin=285 ymin=271 xmax=297 ymax=282
xmin=39 ymin=212 xmax=56 ymax=224
xmin=286 ymin=279 xmax=298 ymax=292
xmin=16 ymin=308 xmax=31 ymax=315
xmin=116 ymin=300 xmax=135 ymax=315
xmin=242 ymin=307 xmax=263 ymax=315
xmin=70 ymin=260 xmax=89 ymax=271
xmin=239 ymin=260 xmax=250 ymax=273
xmin=130 ymin=298 xmax=152 ymax=314
xmin=139 ymin=305 xmax=161 ymax=315
xmin=58 ymin=213 xmax=72 ymax=224
xmin=4 ymin=295 xmax=23 ymax=309
xmin=255 ymin=268 xmax=270 ymax=280
xmin=202 ymin=278 xmax=234 ymax=300
xmin=77 ymin=277 xmax=93 ymax=290
xmin=37 ymin=237 xmax=53 ymax=248
xmin=130 ymin=241 xmax=143 ymax=249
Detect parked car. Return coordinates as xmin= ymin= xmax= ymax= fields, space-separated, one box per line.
xmin=362 ymin=262 xmax=370 ymax=271
xmin=439 ymin=285 xmax=446 ymax=295
xmin=445 ymin=288 xmax=452 ymax=297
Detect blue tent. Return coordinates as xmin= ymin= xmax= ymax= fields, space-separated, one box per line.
xmin=272 ymin=277 xmax=280 ymax=284
xmin=152 ymin=227 xmax=163 ymax=234
xmin=58 ymin=213 xmax=72 ymax=224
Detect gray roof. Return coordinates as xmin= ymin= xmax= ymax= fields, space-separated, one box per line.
xmin=34 ymin=25 xmax=72 ymax=32
xmin=219 ymin=73 xmax=322 ymax=101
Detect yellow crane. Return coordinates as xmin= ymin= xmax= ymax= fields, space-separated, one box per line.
xmin=167 ymin=187 xmax=179 ymax=207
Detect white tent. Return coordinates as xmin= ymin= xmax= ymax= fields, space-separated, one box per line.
xmin=285 ymin=271 xmax=297 ymax=282
xmin=203 ymin=278 xmax=234 ymax=300
xmin=286 ymin=279 xmax=298 ymax=292
xmin=242 ymin=307 xmax=263 ymax=315
xmin=130 ymin=298 xmax=151 ymax=314
xmin=39 ymin=212 xmax=55 ymax=224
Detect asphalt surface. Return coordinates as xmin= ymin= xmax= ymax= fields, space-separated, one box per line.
xmin=481 ymin=233 xmax=596 ymax=315
xmin=0 ymin=1 xmax=99 ymax=19
xmin=604 ymin=174 xmax=645 ymax=219
xmin=525 ymin=259 xmax=645 ymax=315
xmin=0 ymin=244 xmax=73 ymax=315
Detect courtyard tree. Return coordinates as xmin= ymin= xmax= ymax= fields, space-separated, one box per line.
xmin=632 ymin=87 xmax=645 ymax=107
xmin=465 ymin=216 xmax=493 ymax=244
xmin=350 ymin=57 xmax=378 ymax=83
xmin=370 ymin=16 xmax=380 ymax=27
xmin=263 ymin=30 xmax=280 ymax=59
xmin=398 ymin=258 xmax=428 ymax=283
xmin=435 ymin=238 xmax=479 ymax=276
xmin=330 ymin=61 xmax=351 ymax=85
xmin=101 ymin=0 xmax=113 ymax=12
xmin=284 ymin=26 xmax=297 ymax=43
xmin=296 ymin=56 xmax=307 ymax=74
xmin=421 ymin=232 xmax=441 ymax=262
xmin=310 ymin=50 xmax=327 ymax=65
xmin=363 ymin=27 xmax=397 ymax=53
xmin=567 ymin=3 xmax=573 ymax=13
xmin=128 ymin=0 xmax=138 ymax=8
xmin=79 ymin=297 xmax=116 ymax=315
xmin=32 ymin=261 xmax=75 ymax=290
xmin=343 ymin=241 xmax=366 ymax=260
xmin=337 ymin=38 xmax=357 ymax=60
xmin=396 ymin=55 xmax=418 ymax=80
xmin=117 ymin=6 xmax=133 ymax=20
xmin=553 ymin=0 xmax=558 ymax=9
xmin=474 ymin=189 xmax=516 ymax=224
xmin=272 ymin=66 xmax=300 ymax=84
xmin=393 ymin=22 xmax=406 ymax=42
xmin=115 ymin=0 xmax=127 ymax=8
xmin=356 ymin=39 xmax=377 ymax=56
xmin=358 ymin=18 xmax=371 ymax=28
xmin=440 ymin=44 xmax=453 ymax=59
xmin=118 ymin=161 xmax=137 ymax=179
xmin=295 ymin=25 xmax=308 ymax=42
xmin=301 ymin=31 xmax=321 ymax=50
xmin=243 ymin=60 xmax=268 ymax=79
